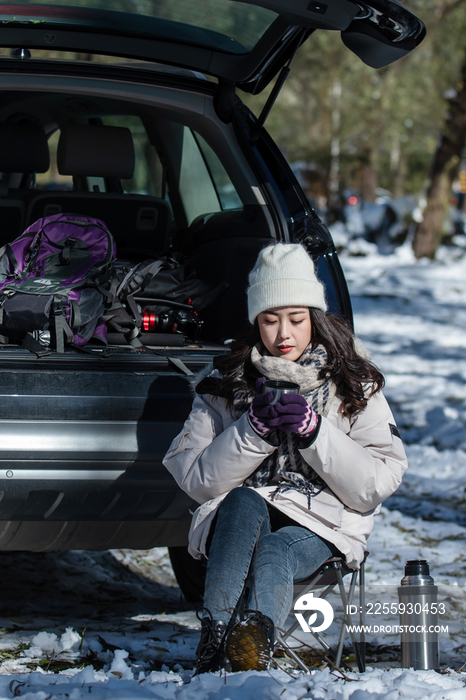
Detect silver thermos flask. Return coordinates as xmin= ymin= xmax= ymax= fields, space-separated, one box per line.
xmin=398 ymin=559 xmax=439 ymax=670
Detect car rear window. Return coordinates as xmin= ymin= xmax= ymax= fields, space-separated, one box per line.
xmin=0 ymin=1 xmax=278 ymax=54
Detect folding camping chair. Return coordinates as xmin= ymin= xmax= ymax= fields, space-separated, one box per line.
xmin=276 ymin=553 xmax=368 ymax=672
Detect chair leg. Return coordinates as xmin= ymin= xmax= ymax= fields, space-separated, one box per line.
xmin=312 ymin=630 xmax=353 ymax=672
xmin=278 ymin=556 xmax=368 ymax=674
xmin=359 ymin=559 xmax=366 ymax=672
xmin=334 ymin=596 xmax=350 ymax=668
xmin=334 ymin=568 xmax=356 ymax=668
xmin=276 ymin=629 xmax=353 ymax=673
xmin=279 ymin=575 xmax=336 ymax=647
xmin=335 ymin=568 xmax=365 ymax=672
xmin=276 ymin=639 xmax=311 ymax=673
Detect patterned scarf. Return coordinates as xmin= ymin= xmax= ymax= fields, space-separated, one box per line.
xmin=232 ymin=344 xmax=337 ymax=508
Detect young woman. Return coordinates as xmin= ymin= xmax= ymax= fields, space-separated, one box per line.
xmin=163 ymin=243 xmax=407 ymax=674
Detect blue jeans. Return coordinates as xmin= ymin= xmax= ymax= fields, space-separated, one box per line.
xmin=203 ymin=487 xmax=337 ymax=633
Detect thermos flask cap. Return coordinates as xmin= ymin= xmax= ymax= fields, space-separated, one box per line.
xmin=404 ymin=560 xmax=430 ymax=576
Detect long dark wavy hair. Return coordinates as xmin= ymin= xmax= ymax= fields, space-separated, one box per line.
xmin=210 ymin=309 xmax=384 ymax=418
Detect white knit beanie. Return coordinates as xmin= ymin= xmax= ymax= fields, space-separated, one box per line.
xmin=247 ymin=243 xmax=327 ymax=323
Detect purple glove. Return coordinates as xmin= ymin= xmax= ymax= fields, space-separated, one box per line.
xmin=248 ymin=379 xmax=277 ymax=439
xmin=268 ymin=393 xmax=319 ymax=438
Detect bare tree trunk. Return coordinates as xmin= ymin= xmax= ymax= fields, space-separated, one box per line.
xmin=392 ymin=153 xmax=407 ymax=200
xmin=354 ymin=149 xmax=378 ymax=204
xmin=412 ymin=170 xmax=453 ymax=258
xmin=360 ymin=162 xmax=378 ymax=203
xmin=413 ymin=52 xmax=466 ymax=258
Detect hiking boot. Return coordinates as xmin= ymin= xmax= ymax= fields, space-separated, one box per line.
xmin=195 ymin=612 xmax=230 ymax=675
xmin=225 ymin=610 xmax=274 ymax=672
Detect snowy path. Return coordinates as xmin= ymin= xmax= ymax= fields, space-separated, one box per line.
xmin=0 ymin=243 xmax=465 ymax=698
xmin=341 ymin=245 xmax=466 ymax=676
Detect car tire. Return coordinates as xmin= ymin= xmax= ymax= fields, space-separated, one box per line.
xmin=168 ymin=545 xmax=205 ymax=603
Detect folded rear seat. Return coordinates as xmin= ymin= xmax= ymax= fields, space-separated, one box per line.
xmin=25 ymin=124 xmax=171 ymax=257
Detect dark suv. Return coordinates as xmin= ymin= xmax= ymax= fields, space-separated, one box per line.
xmin=0 ymin=0 xmax=424 ymax=594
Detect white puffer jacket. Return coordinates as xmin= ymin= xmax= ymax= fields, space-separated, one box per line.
xmin=163 ymin=373 xmax=407 ymax=569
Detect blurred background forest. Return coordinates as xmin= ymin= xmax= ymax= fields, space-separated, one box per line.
xmin=239 ymin=0 xmax=466 ymax=259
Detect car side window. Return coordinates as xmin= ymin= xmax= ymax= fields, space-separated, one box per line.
xmin=194 ymin=133 xmax=242 ymax=211
xmin=170 ymin=126 xmax=242 ymax=226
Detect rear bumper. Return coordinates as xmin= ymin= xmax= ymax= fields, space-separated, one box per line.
xmin=0 ymin=519 xmax=192 ymax=551
xmin=0 ymin=420 xmax=196 ymax=526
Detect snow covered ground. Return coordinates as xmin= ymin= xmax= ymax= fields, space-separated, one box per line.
xmin=0 ymin=236 xmax=465 ymax=698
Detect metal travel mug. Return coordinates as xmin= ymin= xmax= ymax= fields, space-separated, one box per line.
xmin=398 ymin=559 xmax=439 ymax=670
xmin=262 ymin=379 xmax=300 ymax=404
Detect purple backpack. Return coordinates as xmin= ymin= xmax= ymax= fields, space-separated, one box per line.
xmin=0 ymin=213 xmax=116 ymax=352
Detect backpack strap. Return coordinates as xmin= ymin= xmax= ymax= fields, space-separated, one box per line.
xmin=165 ymin=356 xmax=194 ymax=376
xmin=126 ymin=334 xmax=193 ymax=376
xmin=53 ymin=297 xmax=74 ymax=353
xmin=120 ymin=260 xmax=170 ymax=335
xmin=116 ymin=259 xmax=166 ymax=298
xmin=125 ymin=294 xmax=143 ymax=331
xmin=94 ymin=269 xmax=117 ymax=301
xmin=0 ymin=244 xmax=19 ymax=279
xmin=69 ymin=299 xmax=81 ymax=329
xmin=22 ymin=332 xmax=51 ymax=357
xmin=101 ymin=301 xmax=140 ymax=341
